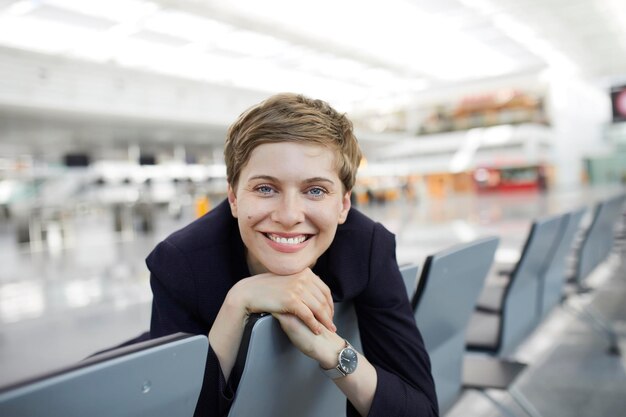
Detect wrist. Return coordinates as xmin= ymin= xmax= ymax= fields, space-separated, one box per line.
xmin=318 ymin=331 xmax=347 ymax=369
xmin=225 ymin=280 xmax=252 ymax=317
xmin=210 ymin=286 xmax=249 ymax=347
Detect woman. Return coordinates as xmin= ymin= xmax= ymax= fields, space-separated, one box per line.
xmin=147 ymin=93 xmax=438 ymax=417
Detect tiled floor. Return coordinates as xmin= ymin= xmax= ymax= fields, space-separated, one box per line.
xmin=0 ymin=185 xmax=624 ymax=416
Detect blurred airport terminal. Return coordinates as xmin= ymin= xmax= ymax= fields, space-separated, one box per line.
xmin=0 ymin=1 xmax=625 ymax=416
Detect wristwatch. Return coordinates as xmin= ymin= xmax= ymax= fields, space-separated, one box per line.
xmin=322 ymin=339 xmax=358 ymax=379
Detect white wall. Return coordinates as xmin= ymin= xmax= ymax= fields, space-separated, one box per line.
xmin=545 ymin=70 xmax=613 ymax=189
xmin=0 ymin=46 xmax=267 ymax=138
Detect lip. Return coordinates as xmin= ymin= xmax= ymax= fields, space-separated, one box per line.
xmin=263 ymin=232 xmax=312 ymax=253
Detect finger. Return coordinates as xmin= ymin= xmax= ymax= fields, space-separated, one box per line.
xmin=297 ymin=270 xmax=335 ymax=323
xmin=288 ymin=273 xmax=328 ymax=314
xmin=298 ymin=290 xmax=335 ymax=333
xmin=291 ymin=302 xmax=322 ymax=335
xmin=307 ymin=278 xmax=336 ymax=332
xmin=320 ymin=284 xmax=335 ymax=326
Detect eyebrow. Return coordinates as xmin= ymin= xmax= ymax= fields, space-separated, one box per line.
xmin=248 ymin=175 xmax=336 ymax=185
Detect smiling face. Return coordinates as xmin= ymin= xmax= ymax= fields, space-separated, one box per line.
xmin=227 ymin=142 xmax=351 ymax=276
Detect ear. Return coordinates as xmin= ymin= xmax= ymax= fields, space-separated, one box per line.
xmin=338 ymin=191 xmax=351 ymax=224
xmin=227 ymin=183 xmax=238 ymax=218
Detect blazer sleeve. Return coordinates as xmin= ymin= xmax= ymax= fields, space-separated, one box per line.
xmin=352 ymin=223 xmax=439 ymax=417
xmin=147 ymin=239 xmax=236 ymax=417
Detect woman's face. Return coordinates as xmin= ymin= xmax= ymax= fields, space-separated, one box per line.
xmin=227 ymin=142 xmax=351 ymax=276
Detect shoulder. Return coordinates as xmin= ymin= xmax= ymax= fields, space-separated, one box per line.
xmin=146 ymin=199 xmax=238 ymax=274
xmin=319 ymin=208 xmax=396 ymax=299
xmin=161 ymin=199 xmax=236 ymax=254
xmin=335 ymin=207 xmax=394 ymax=248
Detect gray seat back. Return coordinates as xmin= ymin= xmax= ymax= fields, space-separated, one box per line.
xmin=499 ymin=214 xmax=563 ymax=356
xmin=575 ymin=194 xmax=625 ymax=285
xmin=537 ymin=208 xmax=586 ymax=318
xmin=400 ymin=263 xmax=420 ymax=300
xmin=227 ymin=302 xmax=361 ymax=417
xmin=413 ymin=236 xmax=499 ymax=413
xmin=0 ymin=333 xmax=207 ymax=417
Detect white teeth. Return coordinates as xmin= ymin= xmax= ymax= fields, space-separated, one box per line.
xmin=268 ymin=234 xmax=306 ymax=245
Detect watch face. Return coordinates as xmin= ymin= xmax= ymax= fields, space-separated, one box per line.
xmin=339 ymin=347 xmax=358 ymax=375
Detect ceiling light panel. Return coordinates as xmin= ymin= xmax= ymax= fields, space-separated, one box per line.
xmin=141 ymin=9 xmax=235 ymax=43
xmin=0 ymin=14 xmax=96 ymax=54
xmin=28 ymin=4 xmax=116 ymax=30
xmin=212 ymin=28 xmax=293 ymax=59
xmin=209 ymin=0 xmax=522 ymax=82
xmin=41 ymin=0 xmax=159 ymax=23
xmin=130 ymin=29 xmax=190 ymax=48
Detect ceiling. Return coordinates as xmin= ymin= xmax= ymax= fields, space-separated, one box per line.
xmin=0 ymin=0 xmax=625 ymax=112
xmin=0 ymin=0 xmax=625 ymax=167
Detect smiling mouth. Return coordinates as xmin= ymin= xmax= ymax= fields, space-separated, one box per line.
xmin=265 ymin=233 xmax=310 ymax=245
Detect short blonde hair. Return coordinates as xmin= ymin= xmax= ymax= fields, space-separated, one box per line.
xmin=224 ymin=93 xmax=362 ymax=191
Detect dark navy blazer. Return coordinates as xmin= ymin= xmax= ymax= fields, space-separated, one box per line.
xmin=146 ymin=199 xmax=438 ymax=417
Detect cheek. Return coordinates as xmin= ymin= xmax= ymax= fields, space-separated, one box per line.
xmin=237 ymin=214 xmax=263 ymax=244
xmin=313 ymin=209 xmax=343 ymax=233
xmin=237 ymin=201 xmax=270 ymax=225
xmin=239 ymin=211 xmax=260 ymax=225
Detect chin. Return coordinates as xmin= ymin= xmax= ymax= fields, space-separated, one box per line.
xmin=267 ymin=266 xmax=306 ymax=276
xmin=265 ymin=260 xmax=314 ymax=276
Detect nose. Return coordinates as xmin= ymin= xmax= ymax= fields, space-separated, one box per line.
xmin=270 ymin=192 xmax=305 ymax=227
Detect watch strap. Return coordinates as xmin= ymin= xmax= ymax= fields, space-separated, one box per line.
xmin=323 ymin=366 xmax=347 ymax=379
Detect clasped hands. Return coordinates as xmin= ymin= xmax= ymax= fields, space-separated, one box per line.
xmin=232 ymin=268 xmax=343 ymax=368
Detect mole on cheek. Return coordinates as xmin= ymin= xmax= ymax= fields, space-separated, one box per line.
xmin=247 ymin=215 xmax=252 ymax=219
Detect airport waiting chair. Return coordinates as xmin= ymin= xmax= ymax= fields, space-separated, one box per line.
xmin=563 ymin=194 xmax=626 ymax=356
xmin=227 ymin=302 xmax=361 ymax=417
xmin=462 ymin=355 xmax=542 ymax=417
xmin=537 ymin=207 xmax=587 ymax=319
xmin=411 ymin=236 xmax=499 ymax=413
xmin=0 ymin=333 xmax=207 ymax=417
xmin=466 ymin=214 xmax=564 ymax=357
xmin=400 ymin=263 xmax=420 ymax=300
xmin=615 ymin=202 xmax=626 ymax=250
xmin=571 ymin=193 xmax=625 ymax=290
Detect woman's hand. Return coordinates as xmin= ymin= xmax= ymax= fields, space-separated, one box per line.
xmin=273 ymin=312 xmax=377 ymax=417
xmin=209 ymin=268 xmax=335 ymax=382
xmin=232 ymin=268 xmax=336 ymax=335
xmin=272 ymin=312 xmax=344 ymax=369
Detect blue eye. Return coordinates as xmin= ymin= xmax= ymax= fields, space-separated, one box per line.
xmin=307 ymin=187 xmax=327 ymax=197
xmin=256 ymin=185 xmax=274 ymax=195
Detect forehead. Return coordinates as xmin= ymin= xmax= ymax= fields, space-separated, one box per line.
xmin=242 ymin=142 xmax=339 ymax=178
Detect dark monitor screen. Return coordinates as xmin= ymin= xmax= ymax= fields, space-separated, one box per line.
xmin=63 ymin=153 xmax=91 ymax=167
xmin=139 ymin=154 xmax=156 ymax=165
xmin=610 ymin=84 xmax=626 ymax=123
xmin=0 ymin=333 xmax=207 ymax=417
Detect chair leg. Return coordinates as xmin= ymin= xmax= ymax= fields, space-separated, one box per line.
xmin=509 ymin=386 xmax=545 ymax=417
xmin=582 ymin=303 xmax=622 ymax=355
xmin=564 ymin=300 xmax=622 ymax=356
xmin=475 ymin=389 xmax=523 ymax=417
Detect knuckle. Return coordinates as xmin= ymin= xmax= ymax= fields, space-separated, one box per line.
xmin=301 ymin=308 xmax=314 ymax=321
xmin=285 ymin=293 xmax=300 ymax=306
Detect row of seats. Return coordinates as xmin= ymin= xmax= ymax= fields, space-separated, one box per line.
xmin=408 ymin=192 xmax=625 ymax=416
xmin=228 ymin=192 xmax=624 ymax=417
